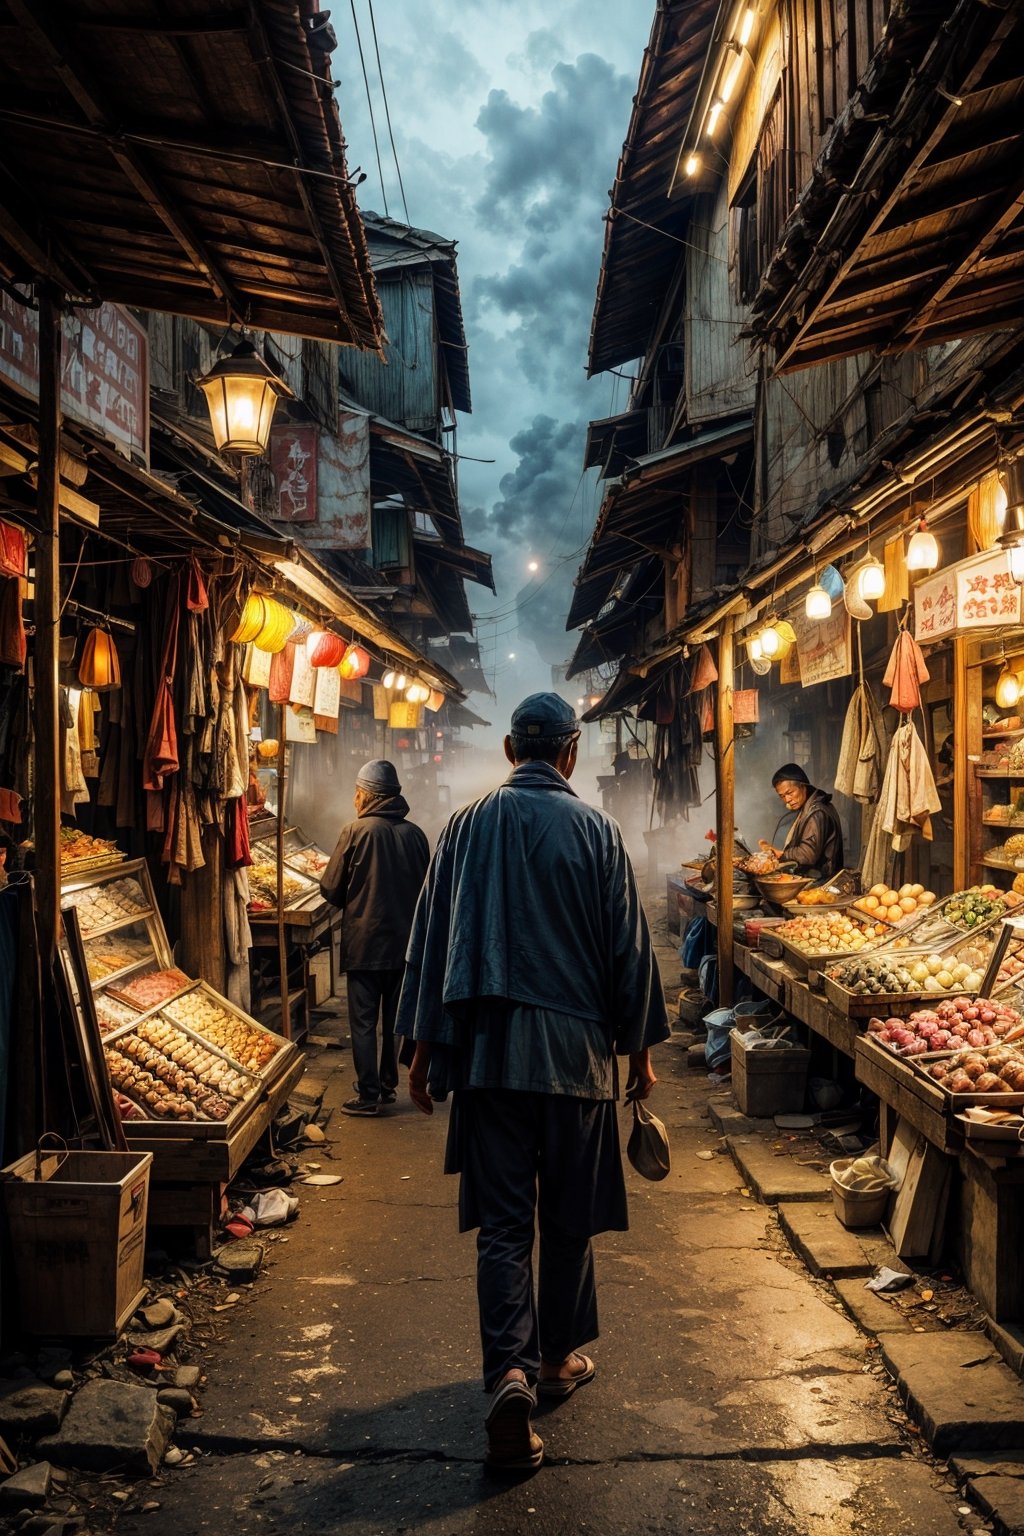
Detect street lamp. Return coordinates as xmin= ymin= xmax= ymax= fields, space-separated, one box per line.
xmin=196 ymin=339 xmax=294 ymax=456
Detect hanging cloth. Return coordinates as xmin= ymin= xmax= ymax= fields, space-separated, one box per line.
xmin=876 ymin=721 xmax=942 ymax=851
xmin=0 ymin=576 xmax=26 ymax=670
xmin=882 ymin=630 xmax=929 ymax=714
xmin=143 ymin=579 xmax=182 ymax=830
xmin=878 ymin=533 xmax=909 ymax=613
xmin=834 ymin=684 xmax=886 ymax=803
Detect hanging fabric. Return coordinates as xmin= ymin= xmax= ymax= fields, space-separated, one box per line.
xmin=834 ymin=685 xmax=886 ymax=802
xmin=878 ymin=533 xmax=909 ymax=613
xmin=882 ymin=629 xmax=929 ymax=713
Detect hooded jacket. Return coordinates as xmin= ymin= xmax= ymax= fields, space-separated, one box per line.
xmin=320 ymin=793 xmax=429 ymax=970
xmin=781 ymin=787 xmax=844 ymax=878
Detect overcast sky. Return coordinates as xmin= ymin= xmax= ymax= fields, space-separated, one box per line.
xmin=334 ymin=1 xmax=653 ymax=728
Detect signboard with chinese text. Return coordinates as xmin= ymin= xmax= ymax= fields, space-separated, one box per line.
xmin=954 ymin=549 xmax=1023 ymax=630
xmin=792 ymin=608 xmax=851 ymax=687
xmin=314 ymin=408 xmax=371 ymax=549
xmin=0 ymin=293 xmax=148 ymax=463
xmin=270 ymin=424 xmax=317 ymax=522
xmin=913 ymin=567 xmax=957 ymax=642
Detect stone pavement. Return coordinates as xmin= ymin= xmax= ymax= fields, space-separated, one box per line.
xmin=78 ymin=904 xmax=1000 ymax=1536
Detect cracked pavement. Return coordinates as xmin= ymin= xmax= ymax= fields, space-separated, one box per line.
xmin=97 ymin=928 xmax=978 ymax=1535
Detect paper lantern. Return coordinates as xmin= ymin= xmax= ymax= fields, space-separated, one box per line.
xmin=253 ymin=598 xmax=294 ymax=654
xmin=425 ymin=689 xmax=444 ymax=712
xmin=231 ymin=593 xmax=266 ymax=645
xmin=339 ymin=643 xmax=370 ymax=680
xmin=307 ymin=630 xmax=345 ymax=668
xmin=78 ymin=627 xmax=121 ymax=691
xmin=382 ymin=670 xmax=407 ymax=690
xmin=405 ymin=681 xmax=430 ymax=705
xmin=805 ymin=583 xmax=831 ymax=620
xmin=858 ymin=556 xmax=886 ymax=602
xmin=906 ymin=519 xmax=939 ymax=573
xmin=759 ymin=623 xmax=781 ymax=659
xmin=131 ymin=556 xmax=152 ymax=589
xmin=996 ymin=665 xmax=1022 ymax=710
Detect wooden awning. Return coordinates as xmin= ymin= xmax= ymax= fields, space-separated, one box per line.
xmin=752 ymin=0 xmax=1024 ymax=372
xmin=0 ymin=0 xmax=383 ymax=348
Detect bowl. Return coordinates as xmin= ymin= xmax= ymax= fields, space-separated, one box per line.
xmin=755 ymin=874 xmax=812 ymax=904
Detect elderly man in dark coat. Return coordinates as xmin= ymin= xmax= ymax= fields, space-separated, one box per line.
xmin=321 ymin=759 xmax=429 ymax=1116
xmin=397 ymin=693 xmax=669 ymax=1472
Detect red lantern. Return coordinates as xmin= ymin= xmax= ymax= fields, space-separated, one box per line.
xmin=307 ymin=630 xmax=345 ymax=668
xmin=339 ymin=643 xmax=370 ymax=680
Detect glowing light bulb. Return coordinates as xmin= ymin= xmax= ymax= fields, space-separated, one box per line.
xmin=748 ymin=632 xmax=764 ymax=663
xmin=706 ymin=101 xmax=723 ymax=137
xmin=684 ymin=153 xmax=700 ymax=177
xmin=859 ymin=557 xmax=886 ymax=602
xmin=906 ymin=519 xmax=939 ymax=573
xmin=738 ymin=6 xmax=755 ymax=46
xmin=805 ymin=583 xmax=832 ymax=620
xmin=759 ymin=624 xmax=781 ymax=659
xmin=996 ymin=665 xmax=1021 ymax=710
xmin=720 ymin=54 xmax=742 ymax=103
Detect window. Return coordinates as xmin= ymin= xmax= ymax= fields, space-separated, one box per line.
xmin=735 ymin=166 xmax=759 ymax=305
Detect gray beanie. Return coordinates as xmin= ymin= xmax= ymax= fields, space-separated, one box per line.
xmin=356 ymin=759 xmax=401 ymax=795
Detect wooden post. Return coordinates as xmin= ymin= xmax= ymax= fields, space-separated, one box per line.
xmin=716 ymin=615 xmax=736 ymax=1008
xmin=33 ymin=287 xmax=63 ymax=974
xmin=276 ymin=704 xmax=290 ymax=1039
xmin=952 ymin=636 xmax=968 ymax=890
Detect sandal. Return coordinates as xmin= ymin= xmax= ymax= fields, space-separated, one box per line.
xmin=484 ymin=1377 xmax=543 ymax=1471
xmin=537 ymin=1352 xmax=596 ymax=1399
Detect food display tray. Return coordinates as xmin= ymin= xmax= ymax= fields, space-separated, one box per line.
xmin=59 ymin=852 xmax=128 ymax=876
xmin=821 ymin=974 xmax=924 ymax=1019
xmin=906 ymin=1044 xmax=1024 ymax=1109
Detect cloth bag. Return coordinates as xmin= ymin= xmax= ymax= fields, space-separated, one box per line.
xmin=626 ymin=1100 xmax=671 ymax=1182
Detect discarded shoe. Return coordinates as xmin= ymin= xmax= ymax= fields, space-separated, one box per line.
xmin=537 ymin=1352 xmax=595 ymax=1399
xmin=341 ymin=1097 xmax=379 ymax=1117
xmin=484 ymin=1377 xmax=543 ymax=1471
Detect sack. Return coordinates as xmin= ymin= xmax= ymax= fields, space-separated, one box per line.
xmin=626 ymin=1099 xmax=671 ymax=1182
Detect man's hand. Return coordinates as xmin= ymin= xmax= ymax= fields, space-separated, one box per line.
xmin=625 ymin=1048 xmax=656 ymax=1101
xmin=408 ymin=1042 xmax=433 ymax=1116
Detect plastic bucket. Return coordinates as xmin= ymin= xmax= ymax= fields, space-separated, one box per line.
xmin=829 ymin=1156 xmax=893 ymax=1229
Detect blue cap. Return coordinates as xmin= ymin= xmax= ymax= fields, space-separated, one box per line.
xmin=509 ymin=693 xmax=580 ymax=739
xmin=356 ymin=759 xmax=401 ymax=794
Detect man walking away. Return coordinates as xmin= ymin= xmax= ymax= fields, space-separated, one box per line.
xmin=321 ymin=759 xmax=429 ymax=1116
xmin=397 ymin=694 xmax=669 ymax=1471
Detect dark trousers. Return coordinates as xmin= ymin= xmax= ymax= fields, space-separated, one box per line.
xmin=345 ymin=969 xmax=402 ymax=1100
xmin=458 ymin=1089 xmax=620 ymax=1392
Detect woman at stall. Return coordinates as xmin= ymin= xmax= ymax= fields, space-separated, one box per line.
xmin=770 ymin=763 xmax=844 ymax=880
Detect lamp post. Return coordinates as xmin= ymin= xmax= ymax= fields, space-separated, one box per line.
xmin=196 ymin=339 xmax=294 ymax=456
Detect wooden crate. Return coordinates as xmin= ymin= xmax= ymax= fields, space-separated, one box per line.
xmin=1 ymin=1149 xmax=151 ymax=1337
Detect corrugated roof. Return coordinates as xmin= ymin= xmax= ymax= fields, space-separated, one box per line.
xmin=588 ymin=0 xmax=720 ymax=377
xmin=363 ymin=213 xmax=471 ymax=414
xmin=0 ymin=0 xmax=383 ymax=348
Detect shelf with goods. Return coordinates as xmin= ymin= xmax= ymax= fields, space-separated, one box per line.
xmin=59 ymin=858 xmax=303 ymax=1255
xmin=973 ymin=762 xmax=1024 ymax=892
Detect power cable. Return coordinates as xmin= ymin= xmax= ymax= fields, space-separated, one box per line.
xmin=348 ymin=0 xmax=389 ymax=216
xmin=367 ymin=0 xmax=410 ymax=224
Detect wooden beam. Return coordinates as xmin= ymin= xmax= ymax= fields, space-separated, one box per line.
xmin=0 ymin=175 xmax=94 ymax=295
xmin=33 ymin=287 xmax=63 ymax=980
xmin=715 ymin=614 xmax=736 ymax=1009
xmin=5 ymin=0 xmax=246 ymax=322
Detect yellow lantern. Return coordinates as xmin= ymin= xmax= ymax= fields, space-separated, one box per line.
xmin=253 ymin=598 xmax=295 ymax=654
xmin=195 ymin=340 xmax=294 ymax=456
xmin=996 ymin=664 xmax=1022 ymax=710
xmin=78 ymin=627 xmax=121 ymax=691
xmin=231 ymin=593 xmax=266 ymax=645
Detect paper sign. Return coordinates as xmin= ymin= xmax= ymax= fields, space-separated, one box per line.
xmin=288 ymin=642 xmax=316 ymax=707
xmin=242 ymin=645 xmax=272 ymax=689
xmin=284 ymin=705 xmax=316 ymax=743
xmin=733 ymin=689 xmax=760 ymax=724
xmin=954 ymin=549 xmax=1023 ymax=629
xmin=793 ymin=609 xmax=851 ymax=686
xmin=389 ymin=701 xmax=423 ymax=730
xmin=913 ymin=567 xmax=956 ymax=641
xmin=312 ymin=664 xmax=341 ymax=720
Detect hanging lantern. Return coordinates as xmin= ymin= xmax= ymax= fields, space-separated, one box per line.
xmin=773 ymin=620 xmax=797 ymax=662
xmin=748 ymin=632 xmax=764 ymax=663
xmin=906 ymin=518 xmax=939 ymax=573
xmin=996 ymin=664 xmax=1022 ymax=710
xmin=252 ymin=598 xmax=295 ymax=654
xmin=231 ymin=593 xmax=266 ymax=645
xmin=805 ymin=582 xmax=832 ymax=620
xmin=425 ymin=688 xmax=444 ymax=712
xmin=405 ymin=680 xmax=430 ymax=705
xmin=858 ymin=555 xmax=886 ymax=602
xmin=382 ymin=669 xmax=408 ymax=690
xmin=195 ymin=340 xmax=295 ymax=456
xmin=307 ymin=630 xmax=345 ymax=668
xmin=339 ymin=643 xmax=370 ymax=680
xmin=130 ymin=555 xmax=153 ymax=589
xmin=78 ymin=627 xmax=121 ymax=691
xmin=1008 ymin=540 xmax=1024 ymax=587
xmin=759 ymin=622 xmax=781 ymax=659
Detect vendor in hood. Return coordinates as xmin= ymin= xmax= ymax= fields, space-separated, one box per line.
xmin=770 ymin=764 xmax=844 ymax=880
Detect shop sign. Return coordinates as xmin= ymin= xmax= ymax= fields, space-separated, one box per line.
xmin=954 ymin=549 xmax=1023 ymax=630
xmin=792 ymin=608 xmax=851 ymax=687
xmin=913 ymin=567 xmax=956 ymax=641
xmin=314 ymin=409 xmax=372 ymax=549
xmin=270 ymin=424 xmax=317 ymax=522
xmin=0 ymin=293 xmax=149 ymax=463
xmin=284 ymin=704 xmax=316 ymax=743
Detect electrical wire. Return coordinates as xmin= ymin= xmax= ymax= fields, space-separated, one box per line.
xmin=348 ymin=0 xmax=389 ymax=216
xmin=367 ymin=0 xmax=410 ymax=224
